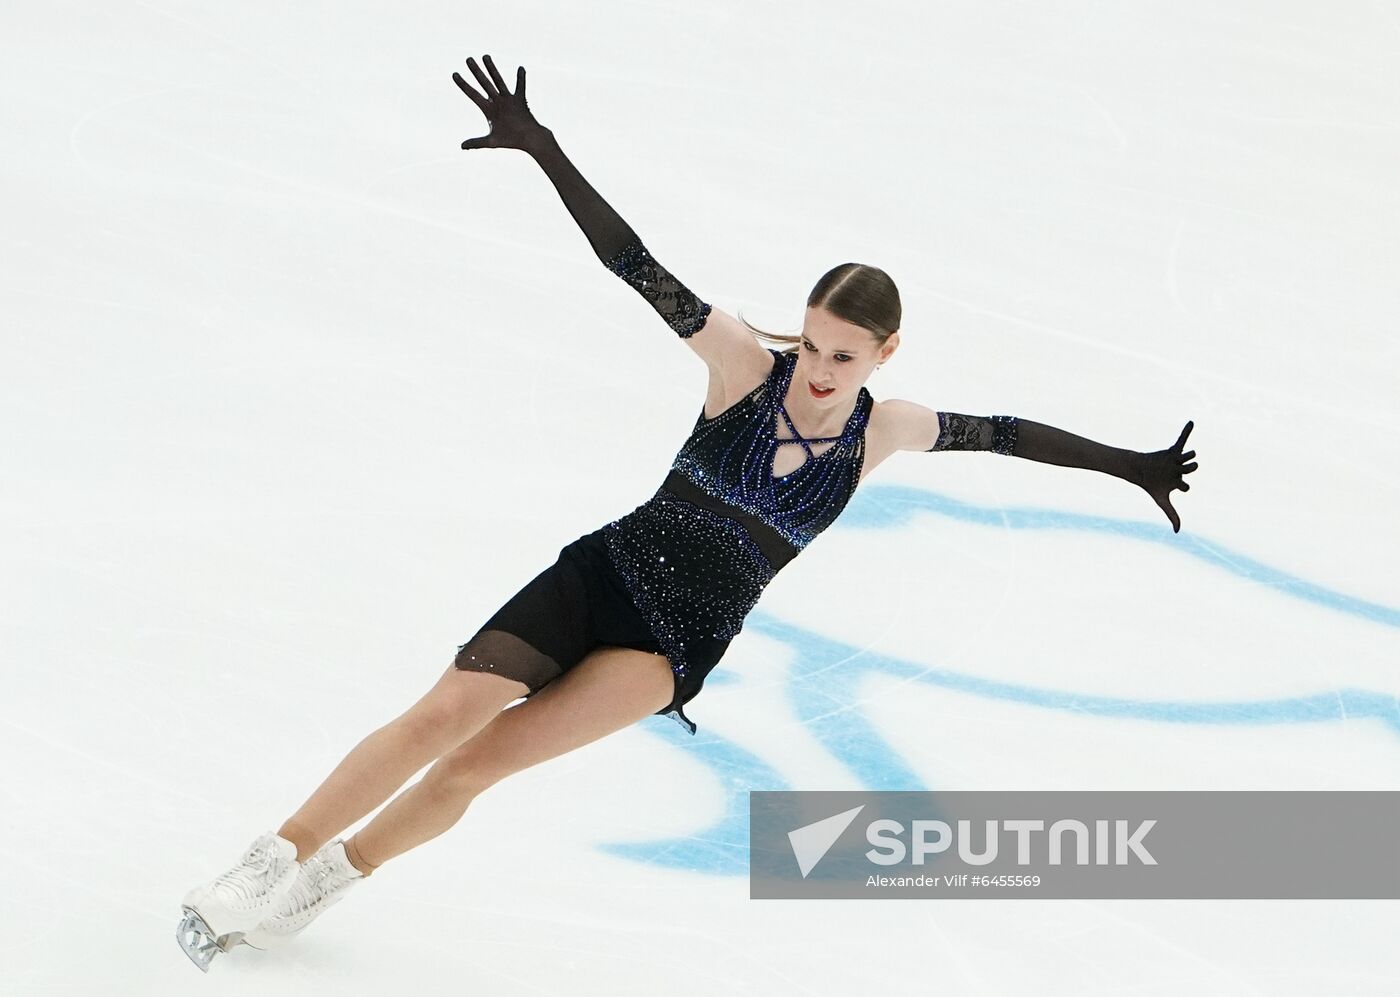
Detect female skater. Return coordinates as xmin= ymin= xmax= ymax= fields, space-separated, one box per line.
xmin=177 ymin=54 xmax=1198 ymax=970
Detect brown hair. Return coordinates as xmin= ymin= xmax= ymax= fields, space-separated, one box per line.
xmin=737 ymin=263 xmax=901 ymax=354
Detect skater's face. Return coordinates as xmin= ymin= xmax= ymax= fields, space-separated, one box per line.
xmin=797 ymin=307 xmax=898 ymax=408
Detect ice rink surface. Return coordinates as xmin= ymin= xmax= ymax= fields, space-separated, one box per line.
xmin=4 ymin=1 xmax=1399 ymax=993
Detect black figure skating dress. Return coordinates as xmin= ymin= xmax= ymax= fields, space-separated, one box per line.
xmin=456 ymin=333 xmax=872 ymax=736
xmin=598 ymin=341 xmax=873 ymax=733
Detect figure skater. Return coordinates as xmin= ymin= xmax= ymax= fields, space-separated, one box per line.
xmin=176 ymin=53 xmax=1198 ymax=970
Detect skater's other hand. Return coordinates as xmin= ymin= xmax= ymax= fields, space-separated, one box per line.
xmin=1129 ymin=421 xmax=1198 ymax=533
xmin=453 ymin=54 xmax=550 ymax=153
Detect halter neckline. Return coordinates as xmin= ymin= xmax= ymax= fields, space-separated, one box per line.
xmin=776 ymin=353 xmax=860 ymax=445
xmin=769 ymin=351 xmax=868 ymax=472
xmin=775 ymin=404 xmax=844 ymax=454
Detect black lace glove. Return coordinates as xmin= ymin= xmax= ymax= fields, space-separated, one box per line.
xmin=930 ymin=414 xmax=1199 ymax=533
xmin=452 ymin=54 xmax=711 ymax=337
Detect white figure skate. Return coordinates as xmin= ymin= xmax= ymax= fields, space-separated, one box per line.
xmin=242 ymin=838 xmax=365 ymax=950
xmin=176 ymin=831 xmax=301 ymax=972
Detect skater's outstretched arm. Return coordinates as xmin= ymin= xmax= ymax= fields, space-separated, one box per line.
xmin=452 ymin=54 xmax=712 ymax=339
xmin=885 ymin=401 xmax=1199 ymax=532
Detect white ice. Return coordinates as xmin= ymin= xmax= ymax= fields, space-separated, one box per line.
xmin=3 ymin=1 xmax=1399 ymax=994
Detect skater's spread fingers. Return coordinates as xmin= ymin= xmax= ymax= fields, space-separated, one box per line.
xmin=482 ymin=53 xmax=510 ymax=94
xmin=452 ymin=71 xmax=487 ymax=110
xmin=466 ymin=56 xmax=497 ymax=97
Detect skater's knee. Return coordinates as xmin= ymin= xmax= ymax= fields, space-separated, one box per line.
xmin=421 ymin=743 xmax=504 ymax=800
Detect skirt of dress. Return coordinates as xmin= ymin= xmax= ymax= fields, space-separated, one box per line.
xmin=453 ymin=524 xmax=705 ymax=732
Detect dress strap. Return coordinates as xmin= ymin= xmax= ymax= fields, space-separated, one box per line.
xmin=776 ymin=404 xmax=845 ymax=460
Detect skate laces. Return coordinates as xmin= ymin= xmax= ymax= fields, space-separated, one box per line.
xmin=277 ymin=845 xmax=353 ymax=917
xmin=213 ymin=835 xmax=285 ymax=902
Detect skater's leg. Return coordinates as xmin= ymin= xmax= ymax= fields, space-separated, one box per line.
xmin=343 ymin=646 xmax=674 ymax=873
xmin=277 ymin=665 xmax=531 ymax=862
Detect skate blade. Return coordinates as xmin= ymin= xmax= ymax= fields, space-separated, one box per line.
xmin=176 ymin=907 xmax=245 ymax=971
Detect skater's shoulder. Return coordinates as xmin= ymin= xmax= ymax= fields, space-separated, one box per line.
xmin=869 ymin=398 xmax=942 ymax=453
xmin=682 ymin=304 xmax=776 ymax=382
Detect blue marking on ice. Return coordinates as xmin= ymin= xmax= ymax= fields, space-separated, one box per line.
xmin=841 ymin=484 xmax=1400 ymax=628
xmin=607 ymin=483 xmax=1400 ymax=875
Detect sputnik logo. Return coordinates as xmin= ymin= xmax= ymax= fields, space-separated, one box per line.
xmin=787 ymin=805 xmax=865 ymax=877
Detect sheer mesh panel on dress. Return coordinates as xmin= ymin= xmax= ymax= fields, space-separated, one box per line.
xmin=453 ymin=629 xmax=564 ymax=695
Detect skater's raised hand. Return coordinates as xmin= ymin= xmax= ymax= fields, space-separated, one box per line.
xmin=1129 ymin=421 xmax=1199 ymax=533
xmin=453 ymin=54 xmax=550 ymax=153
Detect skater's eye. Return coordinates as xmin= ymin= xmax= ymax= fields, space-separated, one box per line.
xmin=802 ymin=339 xmax=852 ymax=362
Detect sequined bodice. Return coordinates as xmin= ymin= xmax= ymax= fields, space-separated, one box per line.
xmin=599 ymin=348 xmax=872 ymax=734
xmin=668 ymin=348 xmax=872 ymax=565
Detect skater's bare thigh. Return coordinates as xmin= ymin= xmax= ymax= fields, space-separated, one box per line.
xmin=423 ymin=646 xmax=675 ymax=796
xmin=394 ymin=662 xmax=532 ymax=753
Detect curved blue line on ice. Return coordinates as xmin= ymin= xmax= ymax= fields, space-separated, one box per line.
xmin=605 ymin=482 xmax=1400 ymax=876
xmin=842 ymin=483 xmax=1400 ymax=628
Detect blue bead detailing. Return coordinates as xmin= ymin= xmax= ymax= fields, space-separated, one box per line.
xmin=669 ymin=350 xmax=871 ymax=551
xmin=990 ymin=414 xmax=1019 ymax=455
xmin=600 ymin=349 xmax=872 ymax=734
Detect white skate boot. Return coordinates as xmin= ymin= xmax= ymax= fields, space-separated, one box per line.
xmin=242 ymin=838 xmax=365 ymax=950
xmin=176 ymin=831 xmax=301 ymax=972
